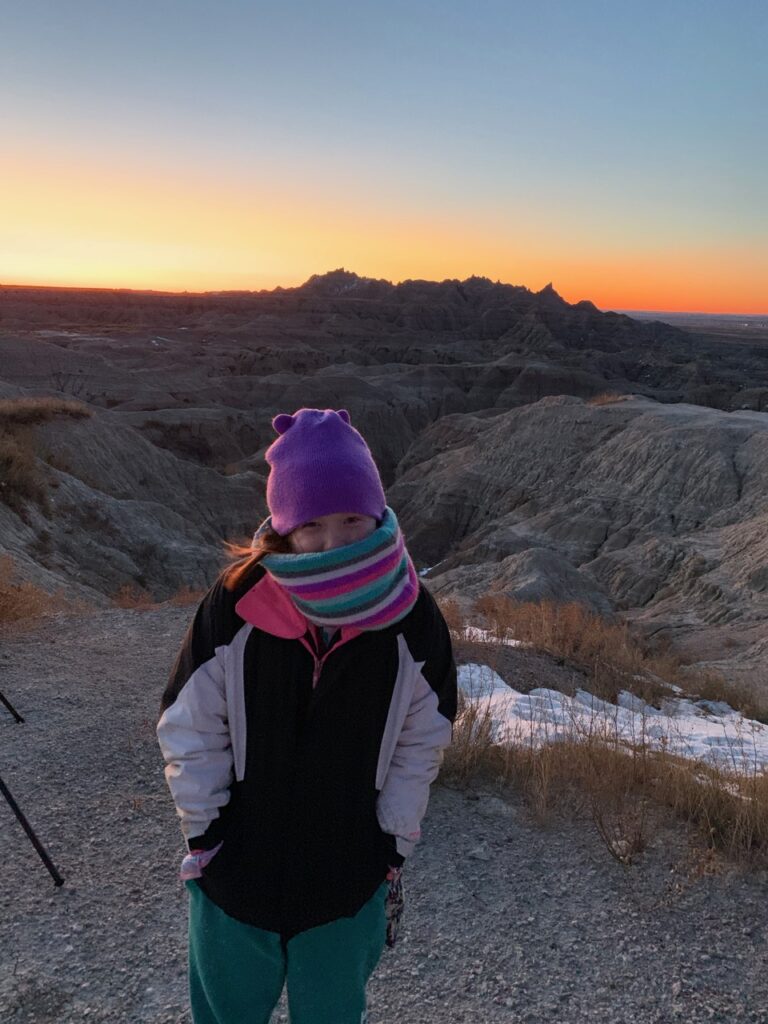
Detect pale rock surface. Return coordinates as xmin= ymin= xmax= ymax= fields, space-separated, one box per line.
xmin=392 ymin=396 xmax=768 ymax=679
xmin=2 ymin=275 xmax=768 ymax=681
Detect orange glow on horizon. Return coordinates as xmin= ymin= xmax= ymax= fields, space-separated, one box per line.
xmin=1 ymin=149 xmax=766 ymax=316
xmin=1 ymin=273 xmax=766 ymax=317
xmin=3 ymin=256 xmax=765 ymax=317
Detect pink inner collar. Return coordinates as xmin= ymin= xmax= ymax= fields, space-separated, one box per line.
xmin=235 ymin=573 xmax=361 ymax=646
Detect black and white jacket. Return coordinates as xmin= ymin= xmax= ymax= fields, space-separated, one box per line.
xmin=157 ymin=563 xmax=456 ymax=940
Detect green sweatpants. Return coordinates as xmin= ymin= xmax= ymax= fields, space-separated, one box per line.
xmin=186 ymin=881 xmax=389 ymax=1024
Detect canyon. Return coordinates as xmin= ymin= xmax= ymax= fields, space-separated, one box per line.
xmin=2 ymin=270 xmax=767 ymax=681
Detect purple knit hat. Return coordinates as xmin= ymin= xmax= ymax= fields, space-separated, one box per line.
xmin=265 ymin=408 xmax=387 ymax=536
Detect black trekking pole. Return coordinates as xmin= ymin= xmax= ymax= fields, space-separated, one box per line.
xmin=0 ymin=688 xmax=24 ymax=723
xmin=0 ymin=773 xmax=64 ymax=886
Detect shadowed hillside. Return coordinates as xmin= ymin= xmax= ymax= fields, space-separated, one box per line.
xmin=1 ymin=272 xmax=767 ymax=684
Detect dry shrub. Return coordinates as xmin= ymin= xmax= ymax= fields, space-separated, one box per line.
xmin=474 ymin=595 xmax=673 ymax=704
xmin=518 ymin=741 xmax=650 ymax=863
xmin=475 ymin=595 xmax=623 ymax=663
xmin=443 ymin=695 xmax=651 ymax=861
xmin=0 ymin=397 xmax=91 ymax=513
xmin=442 ymin=691 xmax=500 ymax=787
xmin=586 ymin=392 xmax=628 ymax=406
xmin=469 ymin=595 xmax=767 ymax=722
xmin=112 ymin=583 xmax=156 ymax=610
xmin=685 ymin=668 xmax=768 ymax=725
xmin=648 ymin=751 xmax=768 ymax=863
xmin=0 ymin=396 xmax=91 ymax=427
xmin=0 ymin=554 xmax=50 ymax=623
xmin=437 ymin=597 xmax=515 ymax=695
xmin=167 ymin=585 xmax=205 ymax=606
xmin=0 ymin=429 xmax=47 ymax=511
xmin=437 ymin=596 xmax=465 ymax=635
xmin=444 ymin=682 xmax=768 ymax=867
xmin=0 ymin=552 xmax=83 ymax=622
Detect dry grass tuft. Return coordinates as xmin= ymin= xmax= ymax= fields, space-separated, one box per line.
xmin=473 ymin=595 xmax=674 ymax=705
xmin=442 ymin=596 xmax=768 ymax=867
xmin=442 ymin=685 xmax=658 ymax=861
xmin=586 ymin=392 xmax=629 ymax=406
xmin=0 ymin=429 xmax=47 ymax=511
xmin=660 ymin=757 xmax=768 ymax=861
xmin=0 ymin=554 xmax=51 ymax=623
xmin=443 ymin=688 xmax=768 ymax=867
xmin=166 ymin=585 xmax=206 ymax=606
xmin=0 ymin=396 xmax=91 ymax=427
xmin=0 ymin=554 xmax=77 ymax=625
xmin=684 ymin=669 xmax=768 ymax=725
xmin=112 ymin=584 xmax=157 ymax=610
xmin=436 ymin=596 xmax=466 ymax=637
xmin=0 ymin=396 xmax=92 ymax=513
xmin=442 ymin=691 xmax=501 ymax=788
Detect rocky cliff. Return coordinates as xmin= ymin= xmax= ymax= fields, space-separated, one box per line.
xmin=389 ymin=394 xmax=768 ymax=681
xmin=1 ymin=272 xmax=767 ymax=680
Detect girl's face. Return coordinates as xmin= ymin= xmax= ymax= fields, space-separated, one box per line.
xmin=288 ymin=512 xmax=378 ymax=554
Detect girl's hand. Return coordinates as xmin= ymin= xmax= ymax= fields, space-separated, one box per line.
xmin=180 ymin=841 xmax=223 ymax=881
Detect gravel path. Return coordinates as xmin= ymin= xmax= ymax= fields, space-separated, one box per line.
xmin=2 ymin=606 xmax=767 ymax=1024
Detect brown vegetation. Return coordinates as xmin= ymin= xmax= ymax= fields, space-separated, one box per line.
xmin=586 ymin=391 xmax=629 ymax=406
xmin=0 ymin=396 xmax=92 ymax=427
xmin=443 ymin=686 xmax=768 ymax=868
xmin=0 ymin=429 xmax=47 ymax=512
xmin=0 ymin=554 xmax=73 ymax=625
xmin=111 ymin=584 xmax=157 ymax=610
xmin=166 ymin=585 xmax=206 ymax=606
xmin=0 ymin=396 xmax=92 ymax=514
xmin=472 ymin=595 xmax=675 ymax=704
xmin=686 ymin=669 xmax=768 ymax=726
xmin=470 ymin=594 xmax=768 ymax=722
xmin=441 ymin=595 xmax=768 ymax=867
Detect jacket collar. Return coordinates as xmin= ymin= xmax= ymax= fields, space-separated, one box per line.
xmin=235 ymin=572 xmax=361 ymax=645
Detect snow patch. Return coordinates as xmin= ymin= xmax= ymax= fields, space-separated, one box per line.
xmin=457 ymin=663 xmax=768 ymax=774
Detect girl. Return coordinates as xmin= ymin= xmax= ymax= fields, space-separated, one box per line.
xmin=157 ymin=407 xmax=457 ymax=1024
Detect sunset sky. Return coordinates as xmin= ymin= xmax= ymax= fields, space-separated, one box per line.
xmin=1 ymin=0 xmax=766 ymax=312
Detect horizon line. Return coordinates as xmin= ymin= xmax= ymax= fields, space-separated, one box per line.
xmin=0 ymin=276 xmax=765 ymax=319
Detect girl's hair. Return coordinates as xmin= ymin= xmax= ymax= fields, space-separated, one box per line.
xmin=220 ymin=527 xmax=292 ymax=591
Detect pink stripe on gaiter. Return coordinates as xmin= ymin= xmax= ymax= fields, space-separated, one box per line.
xmin=354 ymin=562 xmax=419 ymax=629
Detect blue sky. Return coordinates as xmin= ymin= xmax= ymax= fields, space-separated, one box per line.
xmin=1 ymin=0 xmax=766 ymax=309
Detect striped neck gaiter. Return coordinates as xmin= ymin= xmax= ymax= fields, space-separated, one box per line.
xmin=260 ymin=507 xmax=420 ymax=631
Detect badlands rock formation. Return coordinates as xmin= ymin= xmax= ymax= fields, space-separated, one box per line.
xmin=1 ymin=272 xmax=767 ymax=679
xmin=390 ymin=395 xmax=768 ymax=680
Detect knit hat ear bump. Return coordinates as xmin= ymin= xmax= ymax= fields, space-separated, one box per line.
xmin=272 ymin=413 xmax=296 ymax=435
xmin=265 ymin=408 xmax=387 ymax=536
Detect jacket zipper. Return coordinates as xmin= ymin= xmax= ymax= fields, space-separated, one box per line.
xmin=303 ymin=629 xmax=343 ymax=689
xmin=310 ymin=647 xmax=336 ymax=688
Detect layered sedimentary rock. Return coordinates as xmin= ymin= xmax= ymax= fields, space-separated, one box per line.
xmin=1 ymin=272 xmax=767 ymax=680
xmin=390 ymin=395 xmax=768 ymax=679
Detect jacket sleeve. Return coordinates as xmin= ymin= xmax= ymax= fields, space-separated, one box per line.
xmin=157 ymin=578 xmax=233 ymax=850
xmin=376 ymin=588 xmax=457 ymax=861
